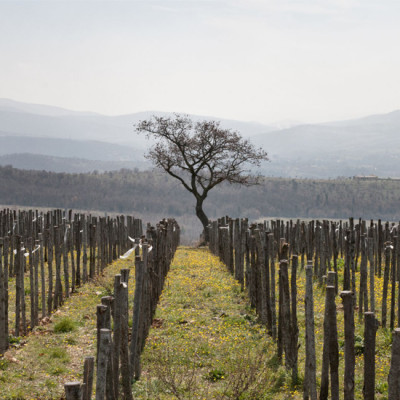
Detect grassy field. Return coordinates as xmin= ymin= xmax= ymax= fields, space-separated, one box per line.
xmin=0 ymin=246 xmax=395 ymax=399
xmin=0 ymin=255 xmax=136 ymax=399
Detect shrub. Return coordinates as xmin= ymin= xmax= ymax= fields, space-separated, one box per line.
xmin=53 ymin=317 xmax=76 ymax=333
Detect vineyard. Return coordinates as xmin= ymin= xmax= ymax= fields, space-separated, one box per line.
xmin=1 ymin=210 xmax=400 ymax=398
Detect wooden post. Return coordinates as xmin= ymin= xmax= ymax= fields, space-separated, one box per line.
xmin=0 ymin=238 xmax=7 ymax=353
xmin=82 ymin=215 xmax=88 ymax=283
xmin=119 ymin=281 xmax=133 ymax=400
xmin=359 ymin=234 xmax=368 ymax=318
xmin=90 ymin=224 xmax=96 ymax=279
xmin=28 ymin=237 xmax=35 ymax=330
xmin=96 ymin=329 xmax=112 ymax=400
xmin=327 ymin=286 xmax=339 ymax=400
xmin=264 ymin=232 xmax=272 ymax=334
xmin=130 ymin=255 xmax=144 ymax=381
xmin=320 ymin=282 xmax=332 ymax=400
xmin=280 ymin=259 xmax=291 ymax=369
xmin=65 ymin=382 xmax=82 ymax=400
xmin=382 ymin=243 xmax=392 ymax=328
xmin=96 ymin=305 xmax=108 ymax=361
xmin=388 ymin=328 xmax=400 ymax=399
xmin=269 ymin=233 xmax=277 ymax=340
xmin=304 ymin=263 xmax=317 ymax=400
xmin=15 ymin=235 xmax=22 ymax=336
xmin=47 ymin=229 xmax=53 ymax=315
xmin=63 ymin=223 xmax=70 ymax=298
xmin=291 ymin=255 xmax=299 ymax=383
xmin=112 ymin=274 xmax=122 ymax=397
xmin=3 ymin=236 xmax=9 ymax=348
xmin=83 ymin=356 xmax=95 ymax=400
xmin=70 ymin=220 xmax=76 ymax=293
xmin=391 ymin=237 xmax=397 ymax=330
xmin=368 ymin=236 xmax=375 ymax=313
xmin=363 ymin=312 xmax=376 ymax=400
xmin=54 ymin=226 xmax=63 ymax=309
xmin=341 ymin=291 xmax=355 ymax=400
xmin=33 ymin=239 xmax=39 ymax=327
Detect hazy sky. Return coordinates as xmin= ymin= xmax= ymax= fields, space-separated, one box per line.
xmin=1 ymin=0 xmax=399 ymax=124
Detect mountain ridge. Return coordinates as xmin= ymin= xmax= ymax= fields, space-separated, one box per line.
xmin=1 ymin=98 xmax=400 ymax=178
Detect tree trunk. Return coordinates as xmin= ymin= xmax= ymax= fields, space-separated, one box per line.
xmin=196 ymin=197 xmax=209 ymax=242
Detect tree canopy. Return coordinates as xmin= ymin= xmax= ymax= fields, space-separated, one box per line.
xmin=135 ymin=114 xmax=269 ymax=241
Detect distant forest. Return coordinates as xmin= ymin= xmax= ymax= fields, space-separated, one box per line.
xmin=2 ymin=165 xmax=400 ymax=224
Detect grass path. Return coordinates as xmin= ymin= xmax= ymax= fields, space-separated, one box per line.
xmin=132 ymin=247 xmax=290 ymax=400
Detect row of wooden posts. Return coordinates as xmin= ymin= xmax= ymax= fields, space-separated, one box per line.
xmin=0 ymin=208 xmax=143 ymax=354
xmin=64 ymin=218 xmax=180 ymax=400
xmin=208 ymin=216 xmax=400 ymax=400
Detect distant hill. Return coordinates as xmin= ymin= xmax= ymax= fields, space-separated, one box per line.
xmin=1 ymin=98 xmax=400 ymax=178
xmin=252 ymin=109 xmax=400 ymax=178
xmin=0 ymin=135 xmax=140 ymax=161
xmin=0 ymin=153 xmax=148 ymax=173
xmin=0 ymin=98 xmax=273 ymax=147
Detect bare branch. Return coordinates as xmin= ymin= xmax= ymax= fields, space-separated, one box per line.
xmin=136 ymin=114 xmax=268 ymax=238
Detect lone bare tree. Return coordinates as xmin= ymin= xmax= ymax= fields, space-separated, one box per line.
xmin=136 ymin=114 xmax=268 ymax=241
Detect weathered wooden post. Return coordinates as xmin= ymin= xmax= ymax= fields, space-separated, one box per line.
xmin=82 ymin=215 xmax=88 ymax=283
xmin=363 ymin=312 xmax=376 ymax=400
xmin=119 ymin=280 xmax=133 ymax=400
xmin=359 ymin=234 xmax=368 ymax=317
xmin=391 ymin=237 xmax=397 ymax=330
xmin=33 ymin=239 xmax=39 ymax=327
xmin=320 ymin=284 xmax=332 ymax=400
xmin=28 ymin=237 xmax=35 ymax=330
xmin=83 ymin=356 xmax=95 ymax=400
xmin=304 ymin=263 xmax=317 ymax=400
xmin=112 ymin=274 xmax=122 ymax=397
xmin=268 ymin=233 xmax=277 ymax=340
xmin=64 ymin=382 xmax=82 ymax=400
xmin=15 ymin=235 xmax=22 ymax=336
xmin=368 ymin=236 xmax=375 ymax=312
xmin=0 ymin=237 xmax=7 ymax=353
xmin=3 ymin=236 xmax=9 ymax=347
xmin=54 ymin=226 xmax=63 ymax=309
xmin=382 ymin=242 xmax=392 ymax=328
xmin=327 ymin=286 xmax=339 ymax=400
xmin=63 ymin=223 xmax=70 ymax=299
xmin=341 ymin=291 xmax=355 ymax=400
xmin=96 ymin=328 xmax=112 ymax=400
xmin=291 ymin=254 xmax=299 ymax=383
xmin=280 ymin=259 xmax=291 ymax=366
xmin=47 ymin=228 xmax=54 ymax=315
xmin=89 ymin=223 xmax=96 ymax=279
xmin=388 ymin=328 xmax=400 ymax=400
xmin=130 ymin=255 xmax=145 ymax=381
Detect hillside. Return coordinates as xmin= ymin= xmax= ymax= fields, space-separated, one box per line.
xmin=0 ymin=153 xmax=147 ymax=173
xmin=0 ymin=98 xmax=273 ymax=147
xmin=2 ymin=166 xmax=400 ymax=241
xmin=3 ymin=99 xmax=400 ymax=178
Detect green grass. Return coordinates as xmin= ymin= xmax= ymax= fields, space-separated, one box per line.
xmin=53 ymin=317 xmax=77 ymax=333
xmin=1 ymin=246 xmax=396 ymax=399
xmin=133 ymin=248 xmax=394 ymax=399
xmin=0 ymin=254 xmax=138 ymax=399
xmin=132 ymin=248 xmax=294 ymax=399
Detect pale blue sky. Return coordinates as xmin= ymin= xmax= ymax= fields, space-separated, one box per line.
xmin=1 ymin=0 xmax=399 ymax=124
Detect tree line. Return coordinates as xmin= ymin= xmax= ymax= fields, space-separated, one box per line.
xmin=2 ymin=165 xmax=400 ymax=223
